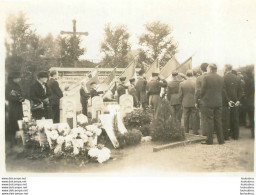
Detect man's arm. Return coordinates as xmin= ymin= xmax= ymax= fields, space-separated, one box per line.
xmin=53 ymin=81 xmax=63 ymax=98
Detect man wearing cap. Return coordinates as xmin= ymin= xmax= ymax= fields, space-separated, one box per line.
xmin=222 ymin=64 xmax=242 ymax=140
xmin=179 ymin=70 xmax=199 ymax=135
xmin=47 ymin=70 xmax=63 ymax=123
xmin=146 ymin=72 xmax=167 ymax=118
xmin=30 ymin=71 xmax=51 ymax=119
xmin=201 ymin=64 xmax=225 ymax=145
xmin=195 ymin=63 xmax=209 ymax=136
xmin=6 ymin=71 xmax=25 ymax=144
xmin=90 ymin=82 xmax=104 ymax=99
xmin=135 ymin=69 xmax=147 ymax=109
xmin=128 ymin=78 xmax=139 ymax=107
xmin=167 ymin=71 xmax=182 ymax=125
xmin=117 ymin=77 xmax=128 ymax=103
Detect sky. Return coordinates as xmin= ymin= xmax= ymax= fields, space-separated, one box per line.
xmin=1 ymin=0 xmax=256 ymax=68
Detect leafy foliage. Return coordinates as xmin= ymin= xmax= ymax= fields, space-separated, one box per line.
xmin=138 ymin=21 xmax=178 ymax=68
xmin=116 ymin=129 xmax=142 ymax=148
xmin=101 ymin=24 xmax=131 ymax=68
xmin=150 ymin=99 xmax=185 ymax=142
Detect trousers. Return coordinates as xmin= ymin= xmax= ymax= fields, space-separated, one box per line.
xmin=203 ymin=106 xmax=224 ymax=144
xmin=170 ymin=104 xmax=182 ymax=125
xmin=183 ymin=107 xmax=199 ymax=134
xmin=149 ymin=95 xmax=161 ymax=119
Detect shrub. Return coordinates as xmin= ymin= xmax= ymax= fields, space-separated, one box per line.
xmin=116 ymin=129 xmax=142 ymax=148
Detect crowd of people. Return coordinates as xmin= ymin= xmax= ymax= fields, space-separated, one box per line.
xmin=5 ymin=63 xmax=255 ymax=146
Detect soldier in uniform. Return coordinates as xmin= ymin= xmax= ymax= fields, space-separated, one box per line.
xmin=179 ymin=70 xmax=199 ymax=135
xmin=80 ymin=80 xmax=90 ymax=116
xmin=201 ymin=64 xmax=225 ymax=145
xmin=222 ymin=64 xmax=242 ymax=140
xmin=117 ymin=77 xmax=128 ymax=103
xmin=128 ymin=78 xmax=139 ymax=107
xmin=30 ymin=71 xmax=51 ymax=120
xmin=195 ymin=63 xmax=209 ymax=136
xmin=167 ymin=71 xmax=182 ymax=125
xmin=90 ymin=82 xmax=103 ymax=99
xmin=135 ymin=69 xmax=147 ymax=109
xmin=146 ymin=72 xmax=167 ymax=118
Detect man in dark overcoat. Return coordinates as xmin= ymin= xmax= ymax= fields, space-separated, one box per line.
xmin=200 ymin=64 xmax=225 ymax=145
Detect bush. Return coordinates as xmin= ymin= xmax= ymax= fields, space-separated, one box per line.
xmin=150 ymin=99 xmax=185 ymax=142
xmin=123 ymin=108 xmax=152 ymax=136
xmin=116 ymin=129 xmax=142 ymax=148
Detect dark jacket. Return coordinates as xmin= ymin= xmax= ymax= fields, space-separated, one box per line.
xmin=201 ymin=72 xmax=226 ymax=107
xmin=6 ymin=80 xmax=25 ymax=136
xmin=90 ymin=88 xmax=104 ymax=99
xmin=222 ymin=72 xmax=242 ymax=106
xmin=146 ymin=79 xmax=167 ymax=96
xmin=128 ymin=84 xmax=139 ymax=107
xmin=195 ymin=72 xmax=207 ymax=106
xmin=117 ymin=83 xmax=128 ymax=102
xmin=167 ymin=79 xmax=182 ymax=105
xmin=179 ymin=78 xmax=196 ymax=107
xmin=135 ymin=76 xmax=147 ymax=104
xmin=30 ymin=80 xmax=51 ymax=105
xmin=80 ymin=88 xmax=90 ymax=105
xmin=47 ymin=78 xmax=63 ymax=104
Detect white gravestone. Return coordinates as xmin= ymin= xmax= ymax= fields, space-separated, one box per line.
xmin=107 ymin=105 xmax=127 ymax=134
xmin=22 ymin=99 xmax=31 ymax=120
xmin=91 ymin=96 xmax=104 ymax=120
xmin=119 ymin=94 xmax=133 ymax=119
xmin=60 ymin=97 xmax=77 ymax=129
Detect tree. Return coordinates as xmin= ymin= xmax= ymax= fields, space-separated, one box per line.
xmin=100 ymin=24 xmax=131 ymax=68
xmin=58 ymin=35 xmax=86 ymax=67
xmin=138 ymin=21 xmax=178 ymax=68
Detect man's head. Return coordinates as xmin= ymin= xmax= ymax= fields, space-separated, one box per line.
xmin=207 ymin=63 xmax=218 ymax=73
xmin=119 ymin=77 xmax=126 ymax=84
xmin=37 ymin=71 xmax=49 ymax=84
xmin=186 ymin=70 xmax=193 ymax=77
xmin=200 ymin=63 xmax=209 ymax=73
xmin=50 ymin=70 xmax=58 ymax=80
xmin=172 ymin=71 xmax=178 ymax=77
xmin=152 ymin=73 xmax=159 ymax=80
xmin=8 ymin=71 xmax=22 ymax=83
xmin=90 ymin=82 xmax=97 ymax=89
xmin=138 ymin=69 xmax=145 ymax=76
xmin=224 ymin=64 xmax=233 ymax=73
xmin=129 ymin=78 xmax=135 ymax=85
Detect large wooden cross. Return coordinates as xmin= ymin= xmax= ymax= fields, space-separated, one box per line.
xmin=60 ymin=19 xmax=88 ymax=67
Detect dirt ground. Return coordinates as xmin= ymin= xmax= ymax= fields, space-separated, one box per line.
xmin=5 ymin=127 xmax=254 ymax=174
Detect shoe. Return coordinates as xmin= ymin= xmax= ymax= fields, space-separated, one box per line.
xmin=201 ymin=141 xmax=213 ymax=145
xmin=224 ymin=137 xmax=229 ymax=141
xmin=219 ymin=142 xmax=225 ymax=145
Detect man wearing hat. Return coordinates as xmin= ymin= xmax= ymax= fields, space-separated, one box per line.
xmin=6 ymin=71 xmax=25 ymax=144
xmin=167 ymin=71 xmax=182 ymax=125
xmin=195 ymin=63 xmax=209 ymax=136
xmin=201 ymin=64 xmax=225 ymax=145
xmin=135 ymin=69 xmax=147 ymax=109
xmin=30 ymin=71 xmax=51 ymax=119
xmin=128 ymin=78 xmax=139 ymax=107
xmin=90 ymin=82 xmax=104 ymax=99
xmin=179 ymin=70 xmax=199 ymax=135
xmin=117 ymin=77 xmax=128 ymax=103
xmin=146 ymin=72 xmax=167 ymax=118
xmin=47 ymin=70 xmax=63 ymax=123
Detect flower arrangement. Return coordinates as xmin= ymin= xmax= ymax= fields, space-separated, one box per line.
xmin=88 ymin=144 xmax=111 ymax=163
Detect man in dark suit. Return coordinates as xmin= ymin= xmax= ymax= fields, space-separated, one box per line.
xmin=201 ymin=64 xmax=225 ymax=145
xmin=179 ymin=70 xmax=199 ymax=134
xmin=135 ymin=69 xmax=147 ymax=109
xmin=222 ymin=64 xmax=242 ymax=140
xmin=195 ymin=63 xmax=208 ymax=136
xmin=30 ymin=71 xmax=51 ymax=120
xmin=80 ymin=80 xmax=90 ymax=116
xmin=47 ymin=70 xmax=63 ymax=123
xmin=167 ymin=71 xmax=182 ymax=125
xmin=117 ymin=77 xmax=128 ymax=103
xmin=90 ymin=82 xmax=104 ymax=99
xmin=147 ymin=72 xmax=167 ymax=119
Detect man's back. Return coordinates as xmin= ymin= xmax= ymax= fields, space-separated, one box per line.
xmin=179 ymin=78 xmax=196 ymax=107
xmin=201 ymin=72 xmax=224 ymax=107
xmin=167 ymin=80 xmax=182 ymax=105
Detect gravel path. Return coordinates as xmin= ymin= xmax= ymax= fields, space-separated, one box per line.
xmin=6 ymin=127 xmax=254 ymax=174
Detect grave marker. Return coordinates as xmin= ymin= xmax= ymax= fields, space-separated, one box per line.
xmin=60 ymin=96 xmax=77 ymax=128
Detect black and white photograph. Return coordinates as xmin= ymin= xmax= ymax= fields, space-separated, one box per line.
xmin=1 ymin=0 xmax=255 ymax=176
